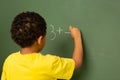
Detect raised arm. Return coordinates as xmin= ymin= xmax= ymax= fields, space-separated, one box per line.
xmin=69 ymin=26 xmax=83 ymax=69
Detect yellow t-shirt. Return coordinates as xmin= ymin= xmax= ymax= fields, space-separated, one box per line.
xmin=1 ymin=51 xmax=75 ymax=80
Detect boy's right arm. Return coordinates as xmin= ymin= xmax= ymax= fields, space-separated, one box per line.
xmin=69 ymin=26 xmax=83 ymax=69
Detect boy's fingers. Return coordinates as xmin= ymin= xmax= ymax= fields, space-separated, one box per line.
xmin=69 ymin=26 xmax=73 ymax=31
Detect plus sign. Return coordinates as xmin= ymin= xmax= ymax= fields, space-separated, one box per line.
xmin=56 ymin=27 xmax=63 ymax=34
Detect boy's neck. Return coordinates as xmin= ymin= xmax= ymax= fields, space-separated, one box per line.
xmin=20 ymin=47 xmax=40 ymax=55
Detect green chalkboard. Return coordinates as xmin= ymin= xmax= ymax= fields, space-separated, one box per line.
xmin=0 ymin=0 xmax=120 ymax=80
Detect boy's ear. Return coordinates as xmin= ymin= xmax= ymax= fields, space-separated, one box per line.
xmin=37 ymin=36 xmax=43 ymax=44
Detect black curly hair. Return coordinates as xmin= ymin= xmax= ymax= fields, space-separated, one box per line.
xmin=11 ymin=12 xmax=47 ymax=48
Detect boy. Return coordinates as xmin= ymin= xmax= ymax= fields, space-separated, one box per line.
xmin=1 ymin=12 xmax=83 ymax=80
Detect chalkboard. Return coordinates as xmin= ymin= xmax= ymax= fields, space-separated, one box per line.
xmin=0 ymin=0 xmax=120 ymax=80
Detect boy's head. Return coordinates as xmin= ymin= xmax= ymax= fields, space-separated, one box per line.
xmin=11 ymin=12 xmax=47 ymax=48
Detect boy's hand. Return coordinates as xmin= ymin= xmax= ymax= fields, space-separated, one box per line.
xmin=69 ymin=26 xmax=83 ymax=69
xmin=69 ymin=26 xmax=81 ymax=39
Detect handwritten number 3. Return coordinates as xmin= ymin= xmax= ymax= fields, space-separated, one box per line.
xmin=50 ymin=25 xmax=56 ymax=40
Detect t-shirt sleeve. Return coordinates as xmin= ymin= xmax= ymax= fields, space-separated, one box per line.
xmin=1 ymin=59 xmax=7 ymax=80
xmin=47 ymin=55 xmax=75 ymax=79
xmin=1 ymin=68 xmax=6 ymax=80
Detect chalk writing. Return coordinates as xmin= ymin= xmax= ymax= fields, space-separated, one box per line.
xmin=49 ymin=24 xmax=70 ymax=40
xmin=49 ymin=25 xmax=56 ymax=40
